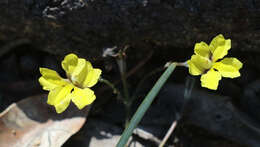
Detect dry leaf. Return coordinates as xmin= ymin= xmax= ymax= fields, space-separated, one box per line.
xmin=0 ymin=94 xmax=90 ymax=147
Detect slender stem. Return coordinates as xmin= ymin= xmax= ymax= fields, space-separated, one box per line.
xmin=159 ymin=121 xmax=178 ymax=147
xmin=121 ymin=73 xmax=130 ymax=101
xmin=99 ymin=78 xmax=119 ymax=94
xmin=116 ymin=57 xmax=131 ymax=126
xmin=125 ymin=102 xmax=132 ymax=127
xmin=122 ymin=70 xmax=131 ymax=126
xmin=116 ymin=63 xmax=177 ymax=147
xmin=116 ymin=58 xmax=130 ymax=100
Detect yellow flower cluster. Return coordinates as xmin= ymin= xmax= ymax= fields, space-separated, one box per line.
xmin=187 ymin=34 xmax=243 ymax=90
xmin=38 ymin=34 xmax=243 ymax=114
xmin=39 ymin=53 xmax=102 ymax=113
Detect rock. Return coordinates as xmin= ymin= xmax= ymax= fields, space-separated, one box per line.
xmin=19 ymin=54 xmax=39 ymax=77
xmin=1 ymin=0 xmax=260 ymax=59
xmin=182 ymin=89 xmax=260 ymax=147
xmin=42 ymin=0 xmax=85 ymax=18
xmin=241 ymin=79 xmax=260 ymax=121
xmin=0 ymin=54 xmax=19 ymax=82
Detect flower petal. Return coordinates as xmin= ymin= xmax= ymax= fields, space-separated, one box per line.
xmin=200 ymin=69 xmax=222 ymax=90
xmin=70 ymin=59 xmax=92 ymax=86
xmin=39 ymin=68 xmax=68 ymax=91
xmin=187 ymin=55 xmax=212 ymax=76
xmin=62 ymin=53 xmax=78 ymax=77
xmin=213 ymin=57 xmax=243 ymax=78
xmin=47 ymin=84 xmax=74 ymax=113
xmin=71 ymin=87 xmax=96 ymax=109
xmin=82 ymin=68 xmax=102 ymax=88
xmin=54 ymin=93 xmax=72 ymax=113
xmin=209 ymin=34 xmax=231 ymax=62
xmin=194 ymin=41 xmax=211 ymax=58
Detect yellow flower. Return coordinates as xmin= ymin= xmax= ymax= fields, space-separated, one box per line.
xmin=187 ymin=34 xmax=243 ymax=90
xmin=39 ymin=53 xmax=102 ymax=113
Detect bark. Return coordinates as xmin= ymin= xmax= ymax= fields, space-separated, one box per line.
xmin=1 ymin=0 xmax=260 ymax=59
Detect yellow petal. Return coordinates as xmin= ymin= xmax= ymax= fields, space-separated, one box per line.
xmin=82 ymin=68 xmax=102 ymax=88
xmin=209 ymin=34 xmax=225 ymax=53
xmin=62 ymin=53 xmax=78 ymax=76
xmin=54 ymin=93 xmax=72 ymax=113
xmin=70 ymin=59 xmax=92 ymax=86
xmin=71 ymin=87 xmax=96 ymax=109
xmin=39 ymin=68 xmax=68 ymax=91
xmin=187 ymin=55 xmax=212 ymax=76
xmin=194 ymin=41 xmax=211 ymax=58
xmin=47 ymin=84 xmax=74 ymax=113
xmin=47 ymin=84 xmax=73 ymax=105
xmin=200 ymin=69 xmax=222 ymax=90
xmin=209 ymin=34 xmax=231 ymax=62
xmin=213 ymin=58 xmax=243 ymax=78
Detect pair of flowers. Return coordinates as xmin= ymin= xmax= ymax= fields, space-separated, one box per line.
xmin=39 ymin=34 xmax=242 ymax=113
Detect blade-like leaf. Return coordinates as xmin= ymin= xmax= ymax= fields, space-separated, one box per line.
xmin=117 ymin=63 xmax=176 ymax=147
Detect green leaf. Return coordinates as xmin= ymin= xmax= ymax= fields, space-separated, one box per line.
xmin=116 ymin=63 xmax=177 ymax=147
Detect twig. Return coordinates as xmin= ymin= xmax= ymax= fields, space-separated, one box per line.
xmin=133 ymin=127 xmax=162 ymax=145
xmin=159 ymin=121 xmax=178 ymax=147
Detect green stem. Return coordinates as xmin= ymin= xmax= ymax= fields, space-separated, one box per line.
xmin=117 ymin=58 xmax=130 ymax=101
xmin=116 ymin=57 xmax=131 ymax=127
xmin=99 ymin=78 xmax=119 ymax=94
xmin=121 ymin=69 xmax=131 ymax=127
xmin=116 ymin=63 xmax=177 ymax=147
xmin=121 ymin=73 xmax=130 ymax=101
xmin=125 ymin=102 xmax=132 ymax=128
